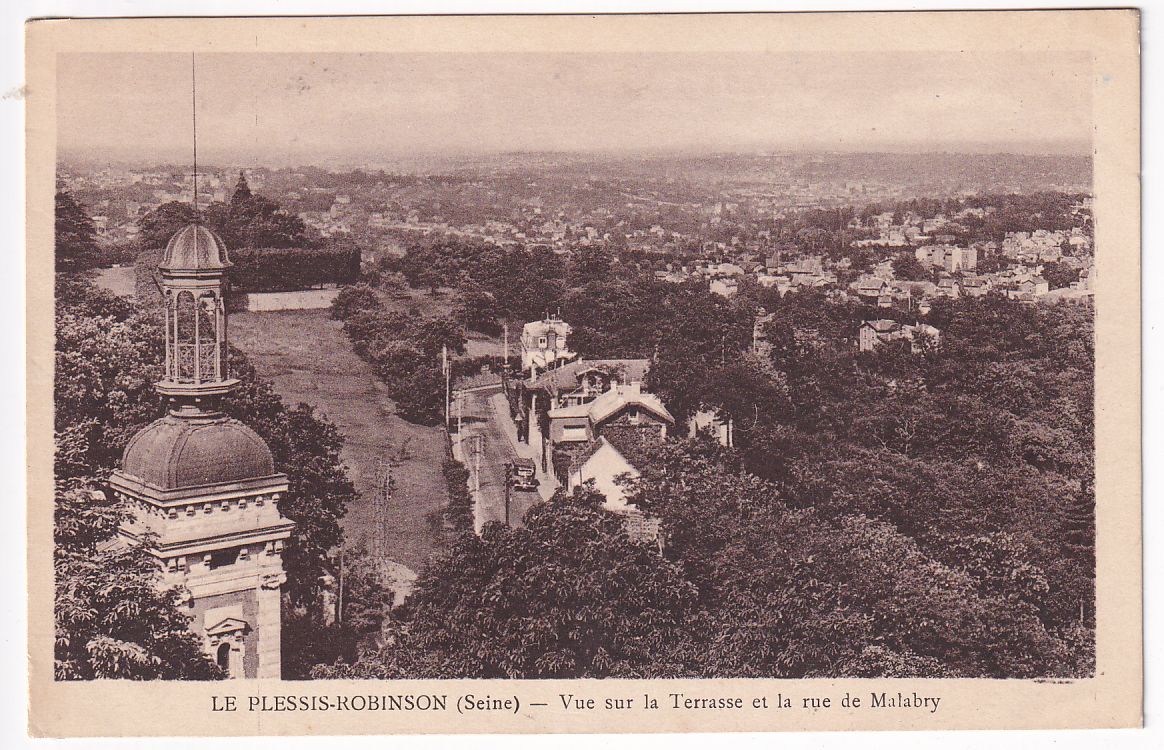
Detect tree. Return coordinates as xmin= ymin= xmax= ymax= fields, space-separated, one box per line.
xmin=316 ymin=488 xmax=697 ymax=678
xmin=622 ymin=439 xmax=1076 ymax=678
xmin=330 ymin=283 xmax=384 ymax=321
xmin=456 ymin=286 xmax=503 ymax=335
xmin=337 ymin=306 xmax=466 ymax=426
xmin=55 ymin=191 xmax=102 ymax=273
xmin=281 ymin=544 xmax=393 ymax=679
xmin=1040 ymin=260 xmax=1079 ymax=290
xmin=892 ymin=252 xmax=928 ymax=281
xmin=227 ymin=193 xmax=309 ymax=249
xmin=569 ymin=245 xmax=614 ymax=284
xmin=378 ymin=271 xmax=411 ymax=300
xmin=137 ymin=201 xmax=198 ymax=250
xmin=232 ymin=171 xmax=253 ymax=204
xmin=54 ymin=479 xmax=224 ymax=680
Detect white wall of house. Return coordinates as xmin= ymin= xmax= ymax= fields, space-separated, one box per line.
xmin=568 ymin=440 xmax=639 ymax=512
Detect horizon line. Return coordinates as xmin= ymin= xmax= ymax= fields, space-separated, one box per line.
xmin=57 ymin=143 xmax=1094 ymax=169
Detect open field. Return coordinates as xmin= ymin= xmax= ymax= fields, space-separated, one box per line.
xmin=230 ymin=308 xmax=450 ymax=575
xmin=93 ymin=266 xmax=136 ymax=298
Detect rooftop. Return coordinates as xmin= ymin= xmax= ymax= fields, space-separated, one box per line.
xmin=526 ymin=358 xmax=651 ymax=394
xmin=119 ymin=415 xmax=277 ymax=491
xmin=159 ymin=223 xmax=231 ymax=274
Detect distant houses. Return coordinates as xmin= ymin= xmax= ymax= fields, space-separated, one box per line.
xmin=859 ymin=319 xmax=941 ymax=353
xmin=915 ymin=244 xmax=978 ymax=273
xmin=855 ymin=276 xmax=891 ymax=304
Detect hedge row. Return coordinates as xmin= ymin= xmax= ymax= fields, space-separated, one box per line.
xmin=442 ymin=458 xmax=474 ymax=534
xmin=230 ymin=246 xmax=361 ymax=292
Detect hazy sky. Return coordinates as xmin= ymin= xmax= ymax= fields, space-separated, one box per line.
xmin=57 ymin=51 xmax=1092 ymax=166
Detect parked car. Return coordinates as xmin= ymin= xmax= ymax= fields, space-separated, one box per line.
xmin=508 ymin=458 xmax=539 ymax=491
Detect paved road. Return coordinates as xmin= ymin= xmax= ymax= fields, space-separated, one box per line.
xmin=455 ymin=386 xmax=553 ymax=532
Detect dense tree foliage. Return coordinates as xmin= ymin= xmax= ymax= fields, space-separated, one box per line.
xmin=1040 ymin=259 xmax=1081 ymax=290
xmin=315 ymin=489 xmax=696 ymax=678
xmin=331 ymin=289 xmax=465 ymax=425
xmin=441 ymin=459 xmax=474 ymax=534
xmin=55 ymin=191 xmax=103 ymax=273
xmin=892 ymin=252 xmax=929 ymax=281
xmin=136 ymin=173 xmax=327 ymax=291
xmin=281 ymin=543 xmax=394 ymax=679
xmin=205 ymin=172 xmax=311 ymax=250
xmin=386 ymin=238 xmax=567 ymax=320
xmin=330 ymin=282 xmax=383 ymax=321
xmin=622 ymin=438 xmax=1084 ymax=678
xmin=229 ymin=246 xmax=361 ymax=292
xmin=136 ymin=201 xmax=199 ymax=250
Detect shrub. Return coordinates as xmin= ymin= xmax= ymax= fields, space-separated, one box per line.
xmin=230 ymin=246 xmax=361 ymax=292
xmin=331 ymin=283 xmax=384 ymax=321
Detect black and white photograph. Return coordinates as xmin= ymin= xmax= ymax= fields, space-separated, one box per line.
xmin=22 ymin=9 xmax=1143 ymax=737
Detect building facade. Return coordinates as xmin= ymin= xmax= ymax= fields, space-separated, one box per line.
xmin=520 ymin=314 xmax=577 ymax=375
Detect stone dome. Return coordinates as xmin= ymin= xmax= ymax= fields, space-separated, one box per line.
xmin=160 ymin=223 xmax=231 ymax=273
xmin=120 ymin=415 xmax=275 ymax=490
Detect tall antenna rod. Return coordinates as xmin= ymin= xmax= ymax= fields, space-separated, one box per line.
xmin=191 ymin=53 xmax=198 ymax=212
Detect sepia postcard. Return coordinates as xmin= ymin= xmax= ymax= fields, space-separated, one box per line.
xmin=26 ymin=10 xmax=1141 ymax=736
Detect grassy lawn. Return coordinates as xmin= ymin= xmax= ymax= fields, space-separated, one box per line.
xmin=231 ymin=308 xmax=450 ymax=576
xmin=93 ymin=266 xmax=136 ymax=298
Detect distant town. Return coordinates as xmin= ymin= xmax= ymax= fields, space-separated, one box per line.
xmin=60 ymin=150 xmax=1094 ymax=308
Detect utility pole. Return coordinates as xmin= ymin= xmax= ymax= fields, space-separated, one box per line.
xmin=504 ymin=462 xmax=512 ymax=527
xmin=474 ymin=436 xmax=483 ymax=494
xmin=442 ymin=344 xmax=450 ymax=429
xmin=502 ymin=323 xmax=509 ymax=369
xmin=336 ymin=546 xmax=344 ymax=625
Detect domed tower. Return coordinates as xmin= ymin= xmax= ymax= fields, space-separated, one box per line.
xmin=108 ymin=223 xmax=294 ymax=679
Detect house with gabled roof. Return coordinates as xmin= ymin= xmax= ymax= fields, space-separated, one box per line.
xmin=960 ymin=276 xmax=992 ymax=297
xmin=855 ymin=275 xmax=891 ymax=302
xmin=936 ymin=277 xmax=961 ymax=298
xmin=566 ymin=430 xmax=664 ymax=548
xmin=548 ymin=383 xmax=673 ymax=445
xmin=520 ymin=314 xmax=577 ymax=375
xmin=859 ymin=319 xmax=941 ymax=353
xmin=517 ymin=357 xmax=652 ymax=463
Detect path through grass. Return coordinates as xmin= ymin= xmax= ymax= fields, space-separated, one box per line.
xmin=231 ymin=309 xmax=450 ymax=576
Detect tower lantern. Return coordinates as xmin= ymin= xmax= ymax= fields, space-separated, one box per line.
xmin=156 ymin=223 xmax=236 ymax=411
xmin=108 ymin=222 xmax=294 ymax=679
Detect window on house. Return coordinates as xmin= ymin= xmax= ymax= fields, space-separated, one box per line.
xmin=562 ymin=425 xmax=588 ymax=442
xmin=538 ymin=336 xmax=547 ymax=347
